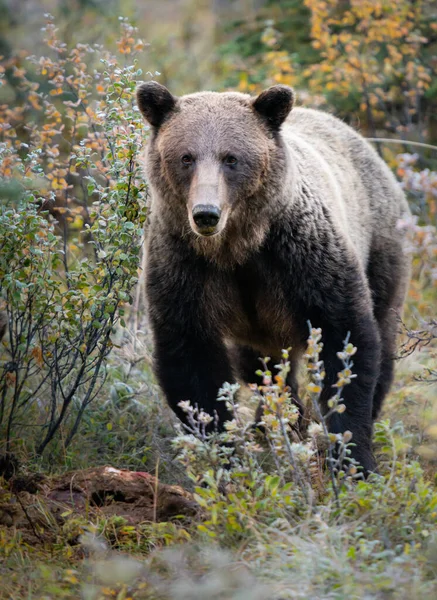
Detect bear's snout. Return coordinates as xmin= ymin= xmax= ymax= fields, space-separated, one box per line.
xmin=192 ymin=204 xmax=221 ymax=236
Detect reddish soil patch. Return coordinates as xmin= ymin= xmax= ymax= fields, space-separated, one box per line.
xmin=46 ymin=466 xmax=198 ymax=523
xmin=0 ymin=466 xmax=198 ymax=538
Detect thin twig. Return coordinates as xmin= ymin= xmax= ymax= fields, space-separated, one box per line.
xmin=14 ymin=493 xmax=45 ymax=544
xmin=366 ymin=138 xmax=437 ymax=152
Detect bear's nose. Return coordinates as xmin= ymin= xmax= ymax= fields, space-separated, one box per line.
xmin=192 ymin=205 xmax=221 ymax=232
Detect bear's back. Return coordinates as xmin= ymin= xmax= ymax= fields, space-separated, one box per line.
xmin=284 ymin=107 xmax=408 ymax=219
xmin=281 ymin=107 xmax=409 ymax=263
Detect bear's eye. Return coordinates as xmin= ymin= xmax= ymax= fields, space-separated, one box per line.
xmin=224 ymin=155 xmax=238 ymax=167
xmin=181 ymin=154 xmax=194 ymax=166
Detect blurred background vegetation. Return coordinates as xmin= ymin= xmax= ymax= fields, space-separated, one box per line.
xmin=0 ymin=1 xmax=437 ymax=598
xmin=2 ymin=0 xmax=437 ymax=137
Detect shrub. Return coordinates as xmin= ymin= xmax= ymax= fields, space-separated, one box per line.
xmin=0 ymin=16 xmax=148 ymax=456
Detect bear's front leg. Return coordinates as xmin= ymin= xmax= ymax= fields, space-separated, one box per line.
xmin=273 ymin=225 xmax=381 ymax=474
xmin=146 ymin=236 xmax=234 ymax=432
xmin=316 ymin=314 xmax=380 ymax=475
xmin=152 ymin=326 xmax=235 ymax=431
xmin=306 ymin=272 xmax=381 ymax=475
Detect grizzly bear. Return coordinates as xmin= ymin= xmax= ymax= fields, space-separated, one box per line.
xmin=136 ymin=81 xmax=411 ymax=474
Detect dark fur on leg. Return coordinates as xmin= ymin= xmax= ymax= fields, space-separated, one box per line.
xmin=147 ymin=235 xmax=234 ymax=431
xmin=311 ymin=311 xmax=380 ymax=475
xmin=268 ymin=221 xmax=381 ymax=475
xmin=153 ymin=333 xmax=234 ymax=430
xmin=366 ymin=244 xmax=409 ymax=420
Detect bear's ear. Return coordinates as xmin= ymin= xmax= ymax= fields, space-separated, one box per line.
xmin=136 ymin=81 xmax=177 ymax=128
xmin=252 ymin=85 xmax=294 ymax=131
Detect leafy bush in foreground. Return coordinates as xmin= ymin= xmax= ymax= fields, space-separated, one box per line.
xmin=0 ymin=17 xmax=148 ymax=456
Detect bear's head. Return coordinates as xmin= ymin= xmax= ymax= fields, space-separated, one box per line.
xmin=136 ymin=81 xmax=294 ymax=265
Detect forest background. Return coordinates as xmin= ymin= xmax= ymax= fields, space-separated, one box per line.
xmin=0 ymin=1 xmax=437 ymax=599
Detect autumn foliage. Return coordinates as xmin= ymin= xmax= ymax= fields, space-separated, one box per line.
xmin=0 ymin=17 xmax=148 ymax=455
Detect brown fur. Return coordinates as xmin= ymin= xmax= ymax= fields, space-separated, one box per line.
xmin=137 ymin=82 xmax=411 ymax=474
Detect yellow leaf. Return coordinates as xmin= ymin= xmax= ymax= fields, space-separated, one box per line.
xmin=307 ymin=382 xmax=322 ymax=394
